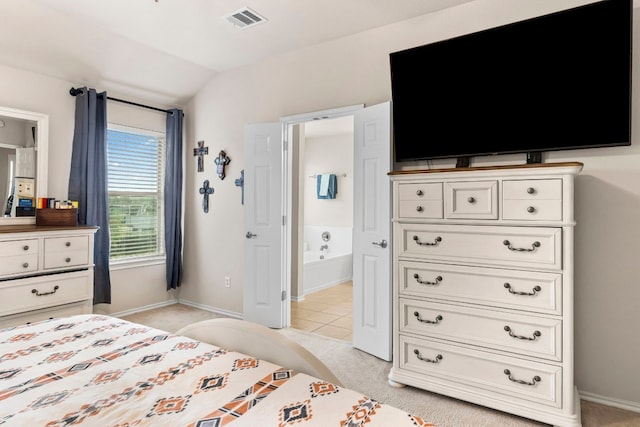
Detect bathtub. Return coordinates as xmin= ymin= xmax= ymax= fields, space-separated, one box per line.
xmin=303 ymin=250 xmax=353 ymax=295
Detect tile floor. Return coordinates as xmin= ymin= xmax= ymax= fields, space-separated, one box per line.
xmin=291 ymin=281 xmax=352 ymax=341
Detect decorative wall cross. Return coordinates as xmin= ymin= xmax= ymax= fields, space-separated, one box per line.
xmin=199 ymin=179 xmax=214 ymax=213
xmin=214 ymin=150 xmax=231 ymax=180
xmin=234 ymin=169 xmax=245 ymax=205
xmin=193 ymin=140 xmax=209 ymax=172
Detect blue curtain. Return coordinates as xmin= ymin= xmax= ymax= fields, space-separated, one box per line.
xmin=165 ymin=109 xmax=183 ymax=289
xmin=68 ymin=87 xmax=111 ymax=304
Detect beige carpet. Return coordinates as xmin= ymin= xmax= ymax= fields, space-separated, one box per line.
xmin=121 ymin=304 xmax=640 ymax=427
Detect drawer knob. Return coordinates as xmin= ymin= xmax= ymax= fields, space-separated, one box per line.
xmin=65 ymin=241 xmax=71 ymax=247
xmin=527 ymin=206 xmax=536 ymax=213
xmin=413 ymin=273 xmax=442 ymax=286
xmin=65 ymin=257 xmax=72 ymax=263
xmin=502 ymin=240 xmax=540 ymax=252
xmin=413 ymin=311 xmax=443 ymax=325
xmin=416 ymin=189 xmax=423 ymax=196
xmin=504 ymin=369 xmax=541 ymax=386
xmin=504 ymin=325 xmax=541 ymax=341
xmin=413 ymin=235 xmax=442 ymax=247
xmin=467 ymin=196 xmax=476 ymax=203
xmin=416 ymin=206 xmax=424 ymax=212
xmin=22 ymin=262 xmax=29 ymax=268
xmin=413 ymin=349 xmax=443 ymax=364
xmin=504 ymin=283 xmax=542 ymax=296
xmin=527 ymin=187 xmax=536 ymax=194
xmin=23 ymin=245 xmax=29 ymax=251
xmin=31 ymin=285 xmax=60 ymax=297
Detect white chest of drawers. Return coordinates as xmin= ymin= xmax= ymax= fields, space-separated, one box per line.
xmin=389 ymin=162 xmax=583 ymax=427
xmin=0 ymin=225 xmax=98 ymax=328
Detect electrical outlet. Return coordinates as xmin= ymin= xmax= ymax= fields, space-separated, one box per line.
xmin=224 ymin=276 xmax=230 ymax=288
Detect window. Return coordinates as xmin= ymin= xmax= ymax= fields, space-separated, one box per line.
xmin=107 ymin=125 xmax=165 ymax=261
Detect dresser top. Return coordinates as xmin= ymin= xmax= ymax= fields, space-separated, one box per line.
xmin=0 ymin=225 xmax=99 ymax=234
xmin=389 ymin=161 xmax=584 ymax=176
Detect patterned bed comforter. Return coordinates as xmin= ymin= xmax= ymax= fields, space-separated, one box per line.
xmin=0 ymin=315 xmax=433 ymax=426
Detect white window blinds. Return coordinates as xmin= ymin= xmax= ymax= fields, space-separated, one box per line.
xmin=107 ymin=126 xmax=166 ymax=260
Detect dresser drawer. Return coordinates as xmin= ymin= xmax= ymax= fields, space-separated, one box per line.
xmin=398 ymin=183 xmax=443 ymax=219
xmin=400 ymin=298 xmax=562 ymax=360
xmin=397 ymin=223 xmax=562 ymax=270
xmin=0 ymin=239 xmax=39 ymax=276
xmin=0 ymin=301 xmax=92 ymax=329
xmin=398 ymin=335 xmax=562 ymax=408
xmin=44 ymin=236 xmax=90 ymax=269
xmin=503 ymin=179 xmax=562 ymax=221
xmin=444 ymin=181 xmax=498 ymax=219
xmin=399 ymin=261 xmax=562 ymax=315
xmin=503 ymin=179 xmax=562 ymax=200
xmin=0 ymin=271 xmax=92 ymax=317
xmin=398 ymin=182 xmax=442 ymax=201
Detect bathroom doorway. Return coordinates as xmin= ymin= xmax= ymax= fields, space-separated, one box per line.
xmin=289 ymin=115 xmax=355 ymax=342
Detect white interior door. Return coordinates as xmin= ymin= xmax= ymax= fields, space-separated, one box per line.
xmin=243 ymin=122 xmax=285 ymax=328
xmin=352 ymin=102 xmax=392 ymax=361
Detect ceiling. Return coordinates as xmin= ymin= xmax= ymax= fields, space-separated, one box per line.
xmin=0 ymin=0 xmax=474 ymax=106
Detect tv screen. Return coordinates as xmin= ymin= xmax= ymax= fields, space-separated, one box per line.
xmin=390 ymin=0 xmax=632 ymax=163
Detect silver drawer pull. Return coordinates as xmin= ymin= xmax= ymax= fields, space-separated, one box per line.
xmin=65 ymin=257 xmax=71 ymax=263
xmin=504 ymin=369 xmax=541 ymax=386
xmin=416 ymin=206 xmax=424 ymax=212
xmin=414 ymin=349 xmax=443 ymax=364
xmin=23 ymin=245 xmax=29 ymax=251
xmin=32 ymin=285 xmax=59 ymax=297
xmin=413 ymin=311 xmax=443 ymax=325
xmin=413 ymin=235 xmax=442 ymax=246
xmin=504 ymin=326 xmax=541 ymax=341
xmin=416 ymin=189 xmax=423 ymax=196
xmin=467 ymin=196 xmax=476 ymax=203
xmin=413 ymin=273 xmax=442 ymax=286
xmin=527 ymin=187 xmax=536 ymax=194
xmin=504 ymin=283 xmax=541 ymax=296
xmin=527 ymin=206 xmax=536 ymax=213
xmin=22 ymin=262 xmax=29 ymax=268
xmin=503 ymin=240 xmax=540 ymax=252
xmin=65 ymin=241 xmax=71 ymax=247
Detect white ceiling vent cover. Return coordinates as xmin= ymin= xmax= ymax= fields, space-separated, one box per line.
xmin=224 ymin=7 xmax=268 ymax=29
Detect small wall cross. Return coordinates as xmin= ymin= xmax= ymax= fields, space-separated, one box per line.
xmin=199 ymin=179 xmax=214 ymax=213
xmin=214 ymin=150 xmax=231 ymax=180
xmin=193 ymin=140 xmax=209 ymax=172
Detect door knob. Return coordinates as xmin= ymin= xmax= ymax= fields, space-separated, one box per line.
xmin=372 ymin=239 xmax=388 ymax=248
xmin=245 ymin=231 xmax=257 ymax=239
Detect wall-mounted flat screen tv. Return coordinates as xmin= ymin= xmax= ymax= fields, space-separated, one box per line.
xmin=390 ymin=0 xmax=632 ymax=163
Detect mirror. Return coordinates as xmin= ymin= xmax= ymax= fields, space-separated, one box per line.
xmin=0 ymin=106 xmax=48 ymax=224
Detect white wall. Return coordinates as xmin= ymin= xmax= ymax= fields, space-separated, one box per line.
xmin=184 ymin=0 xmax=640 ymax=408
xmin=303 ymin=132 xmax=353 ymax=227
xmin=0 ymin=63 xmax=177 ymax=315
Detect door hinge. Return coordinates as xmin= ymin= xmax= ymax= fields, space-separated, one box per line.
xmin=283 ymin=139 xmax=288 ymax=151
xmin=281 ymin=290 xmax=287 ymax=301
xmin=282 ymin=215 xmax=286 ymax=226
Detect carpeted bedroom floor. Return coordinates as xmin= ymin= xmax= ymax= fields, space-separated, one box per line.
xmin=121 ymin=303 xmax=640 ymax=427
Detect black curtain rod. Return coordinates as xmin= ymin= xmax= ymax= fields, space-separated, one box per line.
xmin=69 ymin=87 xmax=173 ymax=115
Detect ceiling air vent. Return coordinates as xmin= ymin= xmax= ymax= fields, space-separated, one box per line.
xmin=224 ymin=7 xmax=268 ymax=29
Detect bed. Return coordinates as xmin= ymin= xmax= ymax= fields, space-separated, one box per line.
xmin=0 ymin=314 xmax=433 ymax=426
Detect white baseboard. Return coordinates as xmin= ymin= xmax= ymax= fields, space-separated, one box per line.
xmin=580 ymin=390 xmax=640 ymax=414
xmin=108 ymin=299 xmax=178 ymax=318
xmin=178 ymin=299 xmax=243 ymax=319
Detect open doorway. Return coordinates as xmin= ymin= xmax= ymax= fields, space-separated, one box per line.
xmin=289 ymin=115 xmax=355 ymax=342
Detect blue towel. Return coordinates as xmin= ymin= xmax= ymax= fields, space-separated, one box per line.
xmin=316 ymin=174 xmax=337 ymax=199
